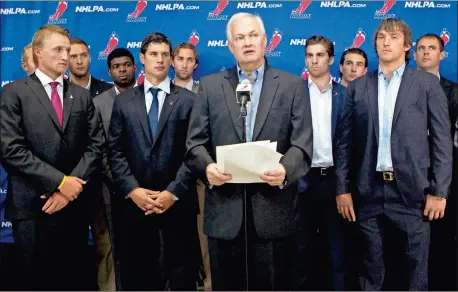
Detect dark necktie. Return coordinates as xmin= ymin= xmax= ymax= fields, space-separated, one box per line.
xmin=49 ymin=81 xmax=63 ymax=127
xmin=148 ymin=87 xmax=160 ymax=140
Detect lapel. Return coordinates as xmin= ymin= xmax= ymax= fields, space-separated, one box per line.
xmin=331 ymin=81 xmax=342 ymax=140
xmin=26 ymin=74 xmax=63 ymax=132
xmin=89 ymin=77 xmax=99 ymax=97
xmin=366 ymin=70 xmax=380 ymax=144
xmin=62 ymin=80 xmax=75 ymax=131
xmin=223 ymin=66 xmax=243 ymax=141
xmin=392 ymin=66 xmax=414 ymax=128
xmin=192 ymin=82 xmax=199 ymax=94
xmin=152 ymin=82 xmax=180 ymax=149
xmin=252 ymin=65 xmax=279 ymax=141
xmin=132 ymin=84 xmax=153 ymax=145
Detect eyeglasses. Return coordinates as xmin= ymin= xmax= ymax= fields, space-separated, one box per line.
xmin=233 ymin=33 xmax=260 ymax=44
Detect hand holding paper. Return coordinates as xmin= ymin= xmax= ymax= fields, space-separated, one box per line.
xmin=206 ymin=163 xmax=232 ymax=186
xmin=260 ymin=163 xmax=286 ymax=186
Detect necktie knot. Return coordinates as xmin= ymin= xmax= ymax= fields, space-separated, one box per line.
xmin=150 ymin=87 xmax=159 ymax=97
xmin=49 ymin=81 xmax=59 ymax=90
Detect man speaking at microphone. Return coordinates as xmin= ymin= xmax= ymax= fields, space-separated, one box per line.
xmin=185 ymin=12 xmax=312 ymax=290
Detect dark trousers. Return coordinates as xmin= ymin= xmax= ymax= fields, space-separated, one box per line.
xmin=12 ymin=210 xmax=89 ymax=290
xmin=208 ymin=190 xmax=293 ymax=291
xmin=117 ymin=198 xmax=198 ymax=291
xmin=293 ymin=170 xmax=348 ymax=291
xmin=357 ymin=178 xmax=430 ymax=291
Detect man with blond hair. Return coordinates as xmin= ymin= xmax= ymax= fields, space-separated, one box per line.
xmin=0 ymin=24 xmax=104 ymax=290
xmin=21 ymin=43 xmax=36 ymax=75
xmin=335 ymin=18 xmax=452 ymax=290
xmin=185 ymin=12 xmax=312 ymax=290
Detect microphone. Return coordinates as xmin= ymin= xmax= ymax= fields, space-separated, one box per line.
xmin=236 ymin=79 xmax=252 ymax=108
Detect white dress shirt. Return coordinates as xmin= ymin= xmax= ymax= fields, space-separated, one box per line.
xmin=309 ymin=77 xmax=334 ymax=168
xmin=143 ymin=77 xmax=170 ymax=118
xmin=34 ymin=68 xmax=64 ymax=105
xmin=114 ymin=82 xmax=138 ymax=95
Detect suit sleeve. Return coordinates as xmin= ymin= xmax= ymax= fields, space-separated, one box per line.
xmin=108 ymin=97 xmax=140 ymax=198
xmin=335 ymin=82 xmax=355 ymax=195
xmin=280 ymin=78 xmax=312 ymax=187
xmin=0 ymin=83 xmax=64 ymax=193
xmin=185 ymin=78 xmax=214 ymax=183
xmin=69 ymin=93 xmax=105 ymax=181
xmin=428 ymin=75 xmax=453 ymax=197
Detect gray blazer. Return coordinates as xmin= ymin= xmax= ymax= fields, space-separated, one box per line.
xmin=94 ymin=87 xmax=117 ymax=134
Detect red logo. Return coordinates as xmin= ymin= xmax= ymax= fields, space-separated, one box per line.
xmin=209 ymin=0 xmax=228 ymax=16
xmin=189 ymin=30 xmax=200 ymax=46
xmin=292 ymin=1 xmax=312 ymax=14
xmin=301 ymin=67 xmax=309 ymax=80
xmin=350 ymin=28 xmax=366 ymax=48
xmin=375 ymin=1 xmax=396 ymax=14
xmin=137 ymin=69 xmax=145 ymax=85
xmin=48 ymin=0 xmax=68 ymax=22
xmin=128 ymin=0 xmax=147 ymax=18
xmin=98 ymin=32 xmax=119 ymax=59
xmin=266 ymin=29 xmax=282 ymax=52
xmin=441 ymin=28 xmax=450 ymax=46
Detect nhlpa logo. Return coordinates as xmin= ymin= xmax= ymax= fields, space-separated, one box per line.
xmin=290 ymin=0 xmax=312 ymax=19
xmin=441 ymin=28 xmax=450 ymax=47
xmin=374 ymin=0 xmax=396 ymax=19
xmin=265 ymin=29 xmax=282 ymax=57
xmin=127 ymin=0 xmax=147 ymax=22
xmin=137 ymin=69 xmax=145 ymax=85
xmin=48 ymin=0 xmax=68 ymax=24
xmin=301 ymin=67 xmax=309 ymax=80
xmin=98 ymin=32 xmax=119 ymax=60
xmin=208 ymin=0 xmax=229 ymax=20
xmin=189 ymin=30 xmax=200 ymax=46
xmin=349 ymin=28 xmax=366 ymax=48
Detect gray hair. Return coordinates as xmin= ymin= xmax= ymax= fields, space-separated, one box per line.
xmin=226 ymin=12 xmax=266 ymax=41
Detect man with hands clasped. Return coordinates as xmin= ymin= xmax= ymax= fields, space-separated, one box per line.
xmin=108 ymin=32 xmax=198 ymax=291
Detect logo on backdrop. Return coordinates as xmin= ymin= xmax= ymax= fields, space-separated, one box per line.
xmin=441 ymin=28 xmax=451 ymax=57
xmin=48 ymin=0 xmax=68 ymax=24
xmin=301 ymin=67 xmax=309 ymax=80
xmin=290 ymin=0 xmax=312 ymax=19
xmin=189 ymin=30 xmax=200 ymax=46
xmin=374 ymin=0 xmax=396 ymax=19
xmin=265 ymin=28 xmax=282 ymax=57
xmin=349 ymin=28 xmax=366 ymax=49
xmin=98 ymin=32 xmax=119 ymax=60
xmin=137 ymin=69 xmax=145 ymax=85
xmin=127 ymin=0 xmax=147 ymax=22
xmin=208 ymin=0 xmax=229 ymax=20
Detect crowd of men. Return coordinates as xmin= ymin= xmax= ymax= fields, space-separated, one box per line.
xmin=1 ymin=12 xmax=457 ymax=291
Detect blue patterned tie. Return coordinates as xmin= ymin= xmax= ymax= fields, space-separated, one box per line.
xmin=148 ymin=87 xmax=159 ymax=140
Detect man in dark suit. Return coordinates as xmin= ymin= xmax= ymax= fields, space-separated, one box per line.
xmin=93 ymin=47 xmax=137 ymax=291
xmin=335 ymin=18 xmax=452 ymax=290
xmin=108 ymin=32 xmax=198 ymax=291
xmin=185 ymin=12 xmax=312 ymax=290
xmin=68 ymin=37 xmax=113 ymax=97
xmin=0 ymin=25 xmax=104 ymax=290
xmin=414 ymin=33 xmax=458 ymax=290
xmin=293 ymin=36 xmax=347 ymax=291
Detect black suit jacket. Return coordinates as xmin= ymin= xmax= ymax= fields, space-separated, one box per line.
xmin=108 ymin=82 xmax=197 ymax=213
xmin=335 ymin=67 xmax=452 ymax=213
xmin=185 ymin=64 xmax=313 ymax=240
xmin=90 ymin=76 xmax=113 ymax=98
xmin=0 ymin=74 xmax=104 ymax=219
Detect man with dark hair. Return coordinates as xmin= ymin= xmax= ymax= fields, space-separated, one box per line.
xmin=108 ymin=32 xmax=198 ymax=291
xmin=339 ymin=48 xmax=368 ymax=87
xmin=414 ymin=33 xmax=458 ymax=290
xmin=92 ymin=47 xmax=137 ymax=291
xmin=68 ymin=37 xmax=113 ymax=97
xmin=293 ymin=35 xmax=347 ymax=291
xmin=335 ymin=18 xmax=452 ymax=290
xmin=172 ymin=43 xmax=199 ymax=93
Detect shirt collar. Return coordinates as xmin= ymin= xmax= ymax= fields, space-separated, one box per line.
xmin=114 ymin=81 xmax=138 ymax=95
xmin=172 ymin=78 xmax=194 ymax=91
xmin=237 ymin=62 xmax=265 ymax=83
xmin=144 ymin=76 xmax=170 ymax=95
xmin=378 ymin=62 xmax=406 ymax=79
xmin=308 ymin=76 xmax=333 ymax=92
xmin=35 ymin=68 xmax=64 ymax=87
xmin=437 ymin=73 xmax=441 ymax=80
xmin=85 ymin=75 xmax=92 ymax=90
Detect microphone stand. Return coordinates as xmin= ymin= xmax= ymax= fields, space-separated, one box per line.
xmin=239 ymin=95 xmax=249 ymax=290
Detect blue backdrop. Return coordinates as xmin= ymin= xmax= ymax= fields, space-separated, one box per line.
xmin=0 ymin=0 xmax=457 ymax=243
